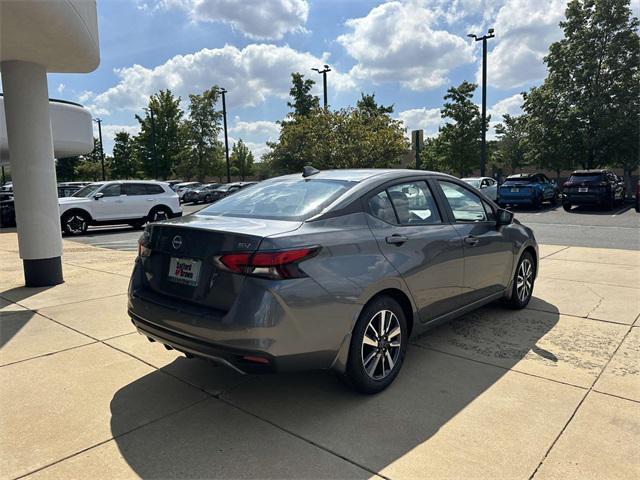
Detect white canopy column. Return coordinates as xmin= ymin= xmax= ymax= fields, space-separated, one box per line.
xmin=0 ymin=0 xmax=100 ymax=287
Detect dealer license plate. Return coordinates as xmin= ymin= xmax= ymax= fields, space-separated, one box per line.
xmin=578 ymin=187 xmax=588 ymax=192
xmin=168 ymin=257 xmax=201 ymax=286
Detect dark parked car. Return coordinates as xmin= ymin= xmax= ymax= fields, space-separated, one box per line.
xmin=182 ymin=183 xmax=221 ymax=204
xmin=498 ymin=173 xmax=559 ymax=209
xmin=635 ymin=180 xmax=639 ymax=213
xmin=0 ymin=192 xmax=15 ymax=228
xmin=562 ymin=169 xmax=626 ymax=211
xmin=129 ymin=168 xmax=538 ymax=393
xmin=205 ymin=182 xmax=257 ymax=202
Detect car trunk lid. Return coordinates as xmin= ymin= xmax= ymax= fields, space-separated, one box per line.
xmin=139 ymin=215 xmax=302 ymax=312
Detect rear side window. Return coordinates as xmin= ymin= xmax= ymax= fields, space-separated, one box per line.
xmin=123 ymin=183 xmax=148 ymax=196
xmin=369 ymin=191 xmax=397 ymax=224
xmin=200 ymin=178 xmax=355 ymax=221
xmin=145 ymin=184 xmax=165 ymax=195
xmin=438 ymin=181 xmax=488 ymax=222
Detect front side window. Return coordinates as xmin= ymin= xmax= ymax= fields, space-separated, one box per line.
xmin=72 ymin=184 xmax=101 ymax=198
xmin=100 ymin=184 xmax=122 ymax=197
xmin=438 ymin=181 xmax=488 ymax=222
xmin=387 ymin=181 xmax=441 ymax=225
xmin=200 ymin=178 xmax=355 ymax=221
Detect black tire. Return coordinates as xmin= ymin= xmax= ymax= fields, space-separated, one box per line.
xmin=61 ymin=211 xmax=89 ymax=236
xmin=532 ymin=194 xmax=542 ymax=210
xmin=550 ymin=192 xmax=558 ymax=206
xmin=504 ymin=251 xmax=535 ymax=309
xmin=604 ymin=194 xmax=614 ymax=210
xmin=636 ymin=197 xmax=640 ymax=213
xmin=148 ymin=206 xmax=171 ymax=223
xmin=204 ymin=194 xmax=212 ymax=203
xmin=563 ymin=202 xmax=572 ymax=212
xmin=345 ymin=295 xmax=408 ymax=394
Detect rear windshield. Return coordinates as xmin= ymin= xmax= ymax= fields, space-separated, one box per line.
xmin=569 ymin=174 xmax=604 ymax=183
xmin=502 ymin=177 xmax=533 ymax=185
xmin=199 ymin=178 xmax=355 ymax=221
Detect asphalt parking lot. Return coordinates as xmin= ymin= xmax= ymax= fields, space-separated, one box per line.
xmin=70 ymin=201 xmax=640 ymax=251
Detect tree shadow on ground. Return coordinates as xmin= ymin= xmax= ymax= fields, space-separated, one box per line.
xmin=109 ymin=298 xmax=562 ymax=479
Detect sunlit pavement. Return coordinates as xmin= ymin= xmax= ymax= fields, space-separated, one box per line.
xmin=1 ymin=232 xmax=638 ymax=479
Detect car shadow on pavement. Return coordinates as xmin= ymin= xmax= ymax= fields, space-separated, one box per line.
xmin=566 ymin=203 xmax=632 ymax=215
xmin=108 ymin=299 xmax=561 ymax=478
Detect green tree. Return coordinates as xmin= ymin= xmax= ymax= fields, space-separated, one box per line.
xmin=175 ymin=86 xmax=223 ymax=181
xmin=356 ymin=93 xmax=394 ymax=117
xmin=175 ymin=87 xmax=225 ymax=181
xmin=135 ymin=90 xmax=184 ymax=180
xmin=494 ymin=114 xmax=529 ymax=174
xmin=287 ymin=73 xmax=319 ymax=117
xmin=75 ymin=138 xmax=106 ymax=181
xmin=111 ymin=131 xmax=138 ymax=179
xmin=544 ymin=0 xmax=639 ymax=183
xmin=230 ymin=139 xmax=255 ymax=180
xmin=422 ymin=81 xmax=483 ymax=177
xmin=56 ymin=156 xmax=80 ymax=181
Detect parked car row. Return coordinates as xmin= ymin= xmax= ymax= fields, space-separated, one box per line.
xmin=182 ymin=181 xmax=258 ymax=204
xmin=462 ymin=169 xmax=631 ymax=212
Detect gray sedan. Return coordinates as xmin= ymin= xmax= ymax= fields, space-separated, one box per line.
xmin=130 ymin=168 xmax=538 ymax=393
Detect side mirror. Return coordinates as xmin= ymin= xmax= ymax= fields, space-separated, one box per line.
xmin=480 ymin=184 xmax=487 ymax=189
xmin=94 ymin=192 xmax=104 ymax=200
xmin=497 ymin=208 xmax=513 ymax=226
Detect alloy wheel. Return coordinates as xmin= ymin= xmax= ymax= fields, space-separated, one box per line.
xmin=516 ymin=258 xmax=533 ymax=302
xmin=66 ymin=215 xmax=86 ymax=234
xmin=153 ymin=210 xmax=168 ymax=221
xmin=361 ymin=309 xmax=402 ymax=380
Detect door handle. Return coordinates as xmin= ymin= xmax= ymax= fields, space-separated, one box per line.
xmin=464 ymin=236 xmax=480 ymax=246
xmin=147 ymin=198 xmax=154 ymax=201
xmin=386 ymin=234 xmax=408 ymax=245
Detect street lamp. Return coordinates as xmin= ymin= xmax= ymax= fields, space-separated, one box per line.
xmin=220 ymin=88 xmax=231 ymax=183
xmin=468 ymin=28 xmax=495 ymax=177
xmin=92 ymin=118 xmax=106 ymax=181
xmin=311 ymin=64 xmax=331 ymax=109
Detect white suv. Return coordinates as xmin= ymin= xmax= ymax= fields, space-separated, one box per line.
xmin=59 ymin=181 xmax=182 ymax=235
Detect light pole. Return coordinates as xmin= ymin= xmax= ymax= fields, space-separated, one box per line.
xmin=312 ymin=64 xmax=331 ymax=109
xmin=93 ymin=118 xmax=106 ymax=181
xmin=468 ymin=28 xmax=495 ymax=177
xmin=220 ymin=88 xmax=231 ymax=183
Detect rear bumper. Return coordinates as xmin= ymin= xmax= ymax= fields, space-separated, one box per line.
xmin=127 ymin=261 xmax=357 ymax=374
xmin=499 ymin=196 xmax=535 ymax=205
xmin=563 ymin=193 xmax=606 ymax=205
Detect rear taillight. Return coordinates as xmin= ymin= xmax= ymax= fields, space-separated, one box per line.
xmin=216 ymin=247 xmax=319 ymax=279
xmin=137 ymin=230 xmax=151 ymax=257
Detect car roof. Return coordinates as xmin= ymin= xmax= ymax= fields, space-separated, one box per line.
xmin=506 ymin=173 xmax=537 ymax=178
xmin=276 ymin=168 xmax=449 ymax=183
xmin=462 ymin=177 xmax=492 ymax=181
xmin=572 ymin=169 xmax=606 ymax=174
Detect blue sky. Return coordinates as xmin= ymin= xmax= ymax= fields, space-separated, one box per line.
xmin=41 ymin=0 xmax=588 ymax=156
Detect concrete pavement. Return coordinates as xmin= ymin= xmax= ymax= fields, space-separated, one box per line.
xmin=1 ymin=233 xmax=639 ymax=479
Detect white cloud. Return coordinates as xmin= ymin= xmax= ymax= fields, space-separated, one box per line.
xmin=338 ymin=1 xmax=474 ymax=90
xmin=85 ymin=44 xmax=354 ymax=115
xmin=481 ymin=0 xmax=566 ymax=88
xmin=488 ymin=93 xmax=523 ymax=120
xmin=160 ymin=0 xmax=309 ymax=40
xmin=57 ymin=83 xmax=65 ymax=94
xmin=396 ymin=107 xmax=442 ymax=138
xmin=230 ymin=119 xmax=280 ymax=140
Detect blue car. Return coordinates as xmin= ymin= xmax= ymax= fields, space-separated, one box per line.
xmin=498 ymin=173 xmax=560 ymax=209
